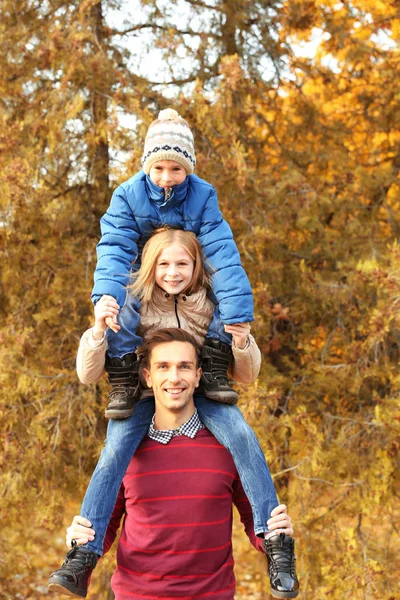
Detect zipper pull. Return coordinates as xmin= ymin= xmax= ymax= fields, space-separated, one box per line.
xmin=164 ymin=187 xmax=172 ymax=202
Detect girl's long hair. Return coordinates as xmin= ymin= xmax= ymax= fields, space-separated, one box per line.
xmin=129 ymin=228 xmax=211 ymax=303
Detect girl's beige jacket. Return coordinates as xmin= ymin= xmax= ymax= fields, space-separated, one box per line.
xmin=76 ymin=287 xmax=261 ymax=386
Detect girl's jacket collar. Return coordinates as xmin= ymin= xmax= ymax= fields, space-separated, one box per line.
xmin=145 ymin=175 xmax=189 ymax=207
xmin=151 ymin=285 xmax=209 ymax=307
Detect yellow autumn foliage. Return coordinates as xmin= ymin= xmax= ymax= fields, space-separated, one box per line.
xmin=1 ymin=1 xmax=399 ymax=600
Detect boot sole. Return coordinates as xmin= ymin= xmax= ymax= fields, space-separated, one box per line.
xmin=105 ymin=407 xmax=135 ymax=420
xmin=204 ymin=391 xmax=239 ymax=405
xmin=48 ymin=580 xmax=87 ymax=598
xmin=270 ymin=588 xmax=299 ymax=599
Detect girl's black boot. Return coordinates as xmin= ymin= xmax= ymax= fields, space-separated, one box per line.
xmin=200 ymin=338 xmax=239 ymax=405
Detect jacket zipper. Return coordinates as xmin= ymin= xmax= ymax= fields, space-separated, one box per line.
xmin=174 ymin=295 xmax=181 ymax=328
xmin=164 ymin=187 xmax=172 ymax=202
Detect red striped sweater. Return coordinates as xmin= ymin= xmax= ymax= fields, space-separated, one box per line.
xmin=103 ymin=428 xmax=263 ymax=599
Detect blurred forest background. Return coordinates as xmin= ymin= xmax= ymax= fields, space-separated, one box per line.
xmin=1 ymin=0 xmax=399 ymax=598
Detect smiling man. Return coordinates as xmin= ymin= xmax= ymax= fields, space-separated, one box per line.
xmin=49 ymin=328 xmax=299 ymax=599
xmin=145 ymin=333 xmax=201 ymax=415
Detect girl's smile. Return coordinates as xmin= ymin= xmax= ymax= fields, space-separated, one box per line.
xmin=155 ymin=243 xmax=195 ymax=296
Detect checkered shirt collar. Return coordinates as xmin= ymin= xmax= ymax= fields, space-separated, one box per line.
xmin=148 ymin=409 xmax=204 ymax=445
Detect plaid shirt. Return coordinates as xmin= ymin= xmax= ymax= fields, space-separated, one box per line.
xmin=148 ymin=409 xmax=204 ymax=445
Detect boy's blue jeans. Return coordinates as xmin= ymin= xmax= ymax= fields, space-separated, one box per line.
xmin=80 ymin=395 xmax=279 ymax=556
xmin=106 ymin=293 xmax=231 ymax=358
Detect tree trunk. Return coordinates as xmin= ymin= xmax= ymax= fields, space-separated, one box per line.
xmin=89 ymin=1 xmax=110 ymax=208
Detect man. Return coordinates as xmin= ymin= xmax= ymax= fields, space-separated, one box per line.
xmin=48 ymin=328 xmax=299 ymax=599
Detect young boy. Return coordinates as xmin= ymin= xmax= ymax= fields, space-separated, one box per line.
xmin=93 ymin=108 xmax=254 ymax=419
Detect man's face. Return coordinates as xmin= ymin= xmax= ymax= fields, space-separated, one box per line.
xmin=143 ymin=341 xmax=201 ymax=414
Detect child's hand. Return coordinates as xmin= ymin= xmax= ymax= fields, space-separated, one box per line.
xmin=93 ymin=295 xmax=120 ymax=337
xmin=224 ymin=322 xmax=250 ymax=349
xmin=66 ymin=515 xmax=96 ymax=548
xmin=105 ymin=314 xmax=120 ymax=334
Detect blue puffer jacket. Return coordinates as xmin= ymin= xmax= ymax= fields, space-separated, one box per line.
xmin=92 ymin=171 xmax=254 ymax=324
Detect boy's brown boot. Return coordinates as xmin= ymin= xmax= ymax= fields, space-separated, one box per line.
xmin=104 ymin=352 xmax=141 ymax=419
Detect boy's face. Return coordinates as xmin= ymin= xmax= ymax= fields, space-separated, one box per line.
xmin=149 ymin=160 xmax=187 ymax=188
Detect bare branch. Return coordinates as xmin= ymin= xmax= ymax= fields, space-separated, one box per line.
xmin=108 ymin=23 xmax=220 ymax=39
xmin=184 ymin=0 xmax=224 ymax=12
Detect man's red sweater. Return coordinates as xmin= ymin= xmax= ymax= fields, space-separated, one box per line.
xmin=103 ymin=428 xmax=263 ymax=600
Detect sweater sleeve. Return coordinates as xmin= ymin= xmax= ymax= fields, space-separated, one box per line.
xmin=198 ymin=187 xmax=254 ymax=324
xmin=76 ymin=328 xmax=107 ymax=385
xmin=232 ymin=476 xmax=264 ymax=553
xmin=92 ymin=185 xmax=141 ymax=307
xmin=230 ymin=334 xmax=262 ymax=384
xmin=103 ymin=484 xmax=126 ymax=555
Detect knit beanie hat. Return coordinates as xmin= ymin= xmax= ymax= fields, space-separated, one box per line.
xmin=141 ymin=108 xmax=196 ymax=175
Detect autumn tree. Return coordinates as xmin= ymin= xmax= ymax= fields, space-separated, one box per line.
xmin=0 ymin=1 xmax=150 ymax=595
xmin=193 ymin=2 xmax=400 ymax=597
xmin=1 ymin=1 xmax=399 ymax=599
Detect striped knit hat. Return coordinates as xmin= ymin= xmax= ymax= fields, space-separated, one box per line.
xmin=141 ymin=108 xmax=196 ymax=175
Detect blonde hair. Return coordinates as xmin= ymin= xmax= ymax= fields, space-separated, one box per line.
xmin=129 ymin=228 xmax=211 ymax=303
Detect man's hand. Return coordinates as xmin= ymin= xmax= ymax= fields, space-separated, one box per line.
xmin=266 ymin=504 xmax=294 ymax=537
xmin=93 ymin=295 xmax=120 ymax=338
xmin=66 ymin=515 xmax=96 ymax=548
xmin=224 ymin=322 xmax=251 ymax=349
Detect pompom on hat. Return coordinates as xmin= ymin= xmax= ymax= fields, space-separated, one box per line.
xmin=141 ymin=108 xmax=196 ymax=175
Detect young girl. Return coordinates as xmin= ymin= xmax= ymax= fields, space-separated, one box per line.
xmin=48 ymin=229 xmax=298 ymax=598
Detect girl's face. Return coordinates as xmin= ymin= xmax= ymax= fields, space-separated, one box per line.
xmin=155 ymin=243 xmax=195 ymax=296
xmin=149 ymin=160 xmax=187 ymax=188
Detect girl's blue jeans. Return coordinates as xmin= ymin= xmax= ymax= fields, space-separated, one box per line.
xmin=106 ymin=293 xmax=231 ymax=358
xmin=80 ymin=395 xmax=279 ymax=556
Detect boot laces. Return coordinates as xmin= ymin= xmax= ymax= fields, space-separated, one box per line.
xmin=61 ymin=547 xmax=97 ymax=573
xmin=265 ymin=534 xmax=296 ymax=576
xmin=109 ymin=380 xmax=138 ymax=399
xmin=212 ymin=368 xmax=230 ymax=383
xmin=108 ymin=371 xmax=139 ymax=399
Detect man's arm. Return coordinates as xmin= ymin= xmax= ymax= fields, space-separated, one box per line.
xmin=232 ymin=477 xmax=294 ymax=550
xmin=198 ymin=187 xmax=254 ymax=325
xmin=65 ymin=484 xmax=126 ymax=555
xmin=232 ymin=476 xmax=264 ymax=551
xmin=103 ymin=483 xmax=126 ymax=554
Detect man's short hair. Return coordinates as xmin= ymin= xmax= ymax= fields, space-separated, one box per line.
xmin=139 ymin=328 xmax=201 ymax=371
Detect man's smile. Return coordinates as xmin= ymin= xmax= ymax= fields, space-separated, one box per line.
xmin=164 ymin=386 xmax=186 ymax=396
